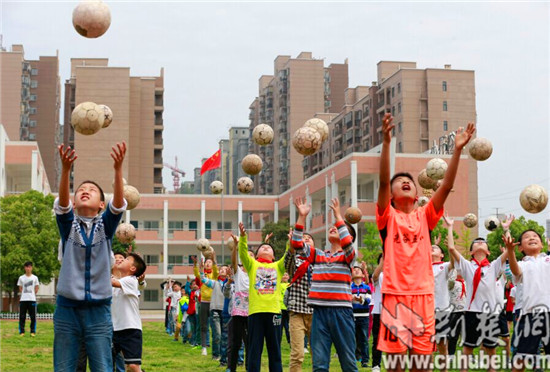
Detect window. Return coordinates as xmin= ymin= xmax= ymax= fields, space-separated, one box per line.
xmin=391 ymin=128 xmax=395 ymax=136
xmin=216 ymin=221 xmax=232 ymax=230
xmin=29 ymin=107 xmax=37 ymax=114
xmin=205 ymin=221 xmax=211 ymax=239
xmin=144 ymin=289 xmax=159 ymax=302
xmin=443 ymin=101 xmax=448 ymax=111
xmin=391 ymin=87 xmax=395 ymax=97
xmin=398 ymin=102 xmax=401 ymax=113
xmin=398 ymin=122 xmax=402 ymax=133
xmin=397 ymin=83 xmax=401 ymax=94
xmin=168 ymin=221 xmax=183 ymax=232
xmin=168 ymin=255 xmax=184 ymax=265
xmin=30 ymin=94 xmax=37 ymax=101
xmin=29 ymin=120 xmax=37 ymax=128
xmin=339 ymin=190 xmax=346 ymax=204
xmin=398 ymin=142 xmax=403 ymax=153
xmin=443 ymin=121 xmax=448 ymax=131
xmin=31 ymin=68 xmax=38 ymax=76
xmin=392 ymin=106 xmax=395 ymax=116
xmin=188 ymin=255 xmax=197 ymax=265
xmin=29 ymin=133 xmax=36 ymax=140
xmin=144 ymin=255 xmax=159 ymax=265
xmin=130 ymin=220 xmax=138 ymax=228
xmin=144 ymin=220 xmax=159 ymax=230
xmin=442 ymin=81 xmax=447 ymax=91
xmin=31 ymin=80 xmax=38 ymax=88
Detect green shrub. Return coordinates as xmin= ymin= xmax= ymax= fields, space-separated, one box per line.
xmin=36 ymin=303 xmax=55 ymax=314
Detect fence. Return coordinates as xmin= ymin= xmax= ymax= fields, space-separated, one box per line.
xmin=0 ymin=312 xmax=54 ymax=320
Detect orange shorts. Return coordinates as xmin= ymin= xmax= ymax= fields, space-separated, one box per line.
xmin=377 ymin=293 xmax=436 ymax=354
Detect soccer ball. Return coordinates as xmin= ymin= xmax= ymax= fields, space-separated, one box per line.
xmin=418 ymin=169 xmax=437 ymax=190
xmin=196 ymin=238 xmax=210 ymax=252
xmin=210 ymin=180 xmax=224 ymax=194
xmin=237 ymin=177 xmax=254 ymax=194
xmin=344 ymin=207 xmax=362 ymax=224
xmin=463 ymin=213 xmax=478 ymax=228
xmin=432 ymin=180 xmax=443 ymax=192
xmin=469 ymin=138 xmax=493 ymax=161
xmin=519 ymin=184 xmax=548 ymax=213
xmin=426 ymin=158 xmax=448 ymax=181
xmin=417 ymin=196 xmax=429 ymax=207
xmin=71 ymin=102 xmax=104 ymax=135
xmin=241 ymin=154 xmax=263 ymax=175
xmin=203 ymin=247 xmax=215 ymax=260
xmin=227 ymin=237 xmax=236 ymax=251
xmin=99 ymin=105 xmax=113 ymax=128
xmin=304 ymin=118 xmax=329 ymax=142
xmin=422 ymin=188 xmax=433 ymax=197
xmin=115 ymin=223 xmax=136 ymax=244
xmin=72 ymin=0 xmax=111 ymax=38
xmin=252 ymin=124 xmax=274 ymax=146
xmin=123 ymin=185 xmax=141 ymax=210
xmin=292 ymin=127 xmax=322 ymax=156
xmin=484 ymin=216 xmax=500 ymax=231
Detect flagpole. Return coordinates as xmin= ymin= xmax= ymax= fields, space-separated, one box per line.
xmin=220 ymin=141 xmax=225 ymax=264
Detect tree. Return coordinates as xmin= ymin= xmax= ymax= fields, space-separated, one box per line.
xmin=429 ymin=220 xmax=460 ymax=260
xmin=486 ymin=216 xmax=547 ymax=261
xmin=0 ymin=191 xmax=60 ymax=311
xmin=359 ymin=222 xmax=382 ymax=273
xmin=261 ymin=219 xmax=291 ymax=260
xmin=111 ymin=235 xmax=137 ymax=255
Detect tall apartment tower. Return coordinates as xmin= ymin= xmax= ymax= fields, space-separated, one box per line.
xmin=227 ymin=127 xmax=250 ymax=195
xmin=63 ymin=58 xmax=164 ymax=193
xmin=0 ymin=44 xmax=61 ymax=190
xmin=303 ymin=61 xmax=477 ymax=178
xmin=248 ymin=52 xmax=348 ymax=195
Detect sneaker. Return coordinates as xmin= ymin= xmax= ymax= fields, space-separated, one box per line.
xmin=19 ymin=333 xmax=25 ymax=337
xmin=361 ymin=362 xmax=369 ymax=368
xmin=372 ymin=366 xmax=381 ymax=372
xmin=201 ymin=347 xmax=207 ymax=356
xmin=219 ymin=361 xmax=227 ymax=367
xmin=30 ymin=333 xmax=36 ymax=338
xmin=212 ymin=356 xmax=220 ymax=361
xmin=304 ymin=347 xmax=309 ymax=354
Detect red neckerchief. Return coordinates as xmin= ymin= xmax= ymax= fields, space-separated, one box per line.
xmin=432 ymin=261 xmax=444 ymax=265
xmin=291 ymin=260 xmax=311 ymax=285
xmin=469 ymin=258 xmax=490 ymax=309
xmin=456 ymin=277 xmax=466 ymax=299
xmin=204 ymin=268 xmax=212 ymax=274
xmin=256 ymin=257 xmax=274 ymax=264
xmin=218 ymin=276 xmax=226 ymax=282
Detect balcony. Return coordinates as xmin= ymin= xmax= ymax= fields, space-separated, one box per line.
xmin=136 ymin=230 xmax=160 ymax=240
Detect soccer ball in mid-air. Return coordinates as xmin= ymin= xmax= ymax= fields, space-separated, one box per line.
xmin=344 ymin=207 xmax=362 ymax=224
xmin=484 ymin=216 xmax=500 ymax=231
xmin=241 ymin=154 xmax=263 ymax=175
xmin=237 ymin=177 xmax=254 ymax=194
xmin=417 ymin=196 xmax=429 ymax=207
xmin=123 ymin=185 xmax=141 ymax=210
xmin=252 ymin=124 xmax=274 ymax=146
xmin=469 ymin=138 xmax=493 ymax=161
xmin=210 ymin=181 xmax=224 ymax=194
xmin=463 ymin=213 xmax=478 ymax=228
xmin=292 ymin=127 xmax=322 ymax=156
xmin=196 ymin=238 xmax=210 ymax=252
xmin=115 ymin=223 xmax=136 ymax=244
xmin=426 ymin=158 xmax=448 ymax=181
xmin=71 ymin=102 xmax=105 ymax=135
xmin=99 ymin=105 xmax=113 ymax=128
xmin=304 ymin=118 xmax=329 ymax=142
xmin=519 ymin=184 xmax=548 ymax=214
xmin=227 ymin=237 xmax=236 ymax=251
xmin=203 ymin=247 xmax=215 ymax=260
xmin=72 ymin=0 xmax=111 ymax=38
xmin=418 ymin=169 xmax=437 ymax=190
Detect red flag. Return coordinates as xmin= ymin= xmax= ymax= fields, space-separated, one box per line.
xmin=200 ymin=149 xmax=221 ymax=175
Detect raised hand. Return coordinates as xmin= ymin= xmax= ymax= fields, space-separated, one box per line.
xmin=382 ymin=113 xmax=395 ymax=144
xmin=231 ymin=234 xmax=238 ymax=245
xmin=238 ymin=222 xmax=247 ymax=237
xmin=294 ymin=197 xmax=311 ymax=217
xmin=442 ymin=214 xmax=454 ymax=227
xmin=454 ymin=123 xmax=475 ymax=150
xmin=501 ymin=214 xmax=515 ymax=231
xmin=287 ymin=228 xmax=293 ymax=241
xmin=502 ymin=233 xmax=519 ymax=252
xmin=58 ymin=144 xmax=77 ymax=170
xmin=191 ymin=255 xmax=198 ymax=266
xmin=111 ymin=142 xmax=127 ymax=170
xmin=434 ymin=234 xmax=442 ymax=246
xmin=264 ymin=232 xmax=273 ymax=243
xmin=329 ymin=197 xmax=343 ymax=221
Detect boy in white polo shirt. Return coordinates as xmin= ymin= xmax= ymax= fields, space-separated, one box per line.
xmin=505 ymin=229 xmax=550 ymax=372
xmin=18 ymin=261 xmax=40 ymax=336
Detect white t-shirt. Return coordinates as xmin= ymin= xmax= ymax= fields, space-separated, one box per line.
xmin=513 ymin=253 xmax=550 ymax=314
xmin=18 ymin=274 xmax=39 ymax=302
xmin=433 ymin=262 xmax=453 ymax=311
xmin=510 ymin=284 xmax=522 ymax=312
xmin=456 ymin=255 xmax=504 ymax=313
xmin=449 ymin=279 xmax=467 ymax=312
xmin=231 ymin=267 xmax=250 ymax=317
xmin=371 ymin=272 xmax=383 ymax=315
xmin=494 ymin=275 xmax=506 ymax=314
xmin=112 ymin=276 xmax=142 ymax=331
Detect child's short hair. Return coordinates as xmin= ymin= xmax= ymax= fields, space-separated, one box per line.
xmin=255 ymin=243 xmax=275 ymax=258
xmin=173 ymin=281 xmax=183 ymax=288
xmin=390 ymin=172 xmax=416 ymax=188
xmin=519 ymin=229 xmax=543 ymax=244
xmin=24 ymin=261 xmax=33 ymax=268
xmin=76 ymin=180 xmax=105 ymax=202
xmin=303 ymin=233 xmax=315 ymax=244
xmin=128 ymin=252 xmax=146 ymax=278
xmin=469 ymin=237 xmax=487 ymax=251
xmin=114 ymin=251 xmax=127 ymax=258
xmin=344 ymin=221 xmax=357 ymax=243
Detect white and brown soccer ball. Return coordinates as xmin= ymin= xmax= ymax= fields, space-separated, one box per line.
xmin=203 ymin=247 xmax=215 ymax=260
xmin=304 ymin=118 xmax=329 ymax=142
xmin=241 ymin=154 xmax=263 ymax=175
xmin=99 ymin=105 xmax=113 ymax=128
xmin=252 ymin=124 xmax=274 ymax=146
xmin=463 ymin=213 xmax=478 ymax=228
xmin=417 ymin=196 xmax=429 ymax=207
xmin=227 ymin=237 xmax=236 ymax=251
xmin=468 ymin=138 xmax=493 ymax=161
xmin=210 ymin=180 xmax=224 ymax=195
xmin=417 ymin=169 xmax=437 ymax=190
xmin=115 ymin=223 xmax=136 ymax=244
xmin=196 ymin=238 xmax=210 ymax=252
xmin=519 ymin=184 xmax=548 ymax=214
xmin=292 ymin=127 xmax=322 ymax=156
xmin=123 ymin=185 xmax=141 ymax=210
xmin=237 ymin=177 xmax=254 ymax=194
xmin=71 ymin=102 xmax=105 ymax=135
xmin=426 ymin=158 xmax=448 ymax=181
xmin=344 ymin=207 xmax=362 ymax=224
xmin=484 ymin=216 xmax=500 ymax=231
xmin=72 ymin=0 xmax=111 ymax=38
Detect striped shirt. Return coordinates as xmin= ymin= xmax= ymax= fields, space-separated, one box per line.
xmin=292 ymin=221 xmax=355 ymax=307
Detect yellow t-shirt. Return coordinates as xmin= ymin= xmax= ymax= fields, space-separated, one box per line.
xmin=194 ymin=264 xmax=218 ymax=302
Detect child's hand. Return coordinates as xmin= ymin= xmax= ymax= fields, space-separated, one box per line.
xmin=501 ymin=214 xmax=515 ymax=231
xmin=137 ymin=273 xmax=146 ymax=282
xmin=502 ymin=233 xmax=519 ymax=252
xmin=191 ymin=256 xmax=197 ymax=266
xmin=58 ymin=144 xmax=77 ymax=170
xmin=381 ymin=113 xmax=395 ymax=144
xmin=434 ymin=233 xmax=442 ymax=246
xmin=111 ymin=142 xmax=127 ymax=170
xmin=287 ymin=228 xmax=293 ymax=241
xmin=329 ymin=197 xmax=342 ymax=221
xmin=442 ymin=214 xmax=454 ymax=227
xmin=454 ymin=123 xmax=475 ymax=150
xmin=231 ymin=234 xmax=238 ymax=246
xmin=294 ymin=197 xmax=311 ymax=217
xmin=264 ymin=232 xmax=273 ymax=243
xmin=238 ymin=222 xmax=247 ymax=237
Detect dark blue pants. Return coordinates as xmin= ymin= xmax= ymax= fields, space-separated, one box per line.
xmin=311 ymin=306 xmax=358 ymax=372
xmin=354 ymin=316 xmax=370 ymax=363
xmin=247 ymin=312 xmax=282 ymax=372
xmin=19 ymin=301 xmax=37 ymax=334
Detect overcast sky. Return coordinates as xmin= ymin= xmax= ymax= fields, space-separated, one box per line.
xmin=2 ymin=1 xmax=549 ymax=230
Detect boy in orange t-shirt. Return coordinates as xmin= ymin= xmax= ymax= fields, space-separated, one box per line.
xmin=376 ymin=113 xmax=474 ymax=371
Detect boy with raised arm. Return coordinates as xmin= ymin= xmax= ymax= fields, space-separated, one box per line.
xmin=376 ymin=112 xmax=474 ymax=371
xmin=54 ymin=143 xmax=128 ymax=371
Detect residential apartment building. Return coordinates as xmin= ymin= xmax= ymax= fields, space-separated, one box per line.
xmin=63 ymin=58 xmax=164 ymax=194
xmin=227 ymin=127 xmax=249 ymax=194
xmin=248 ymin=52 xmax=349 ymax=195
xmin=0 ymin=44 xmax=61 ymax=190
